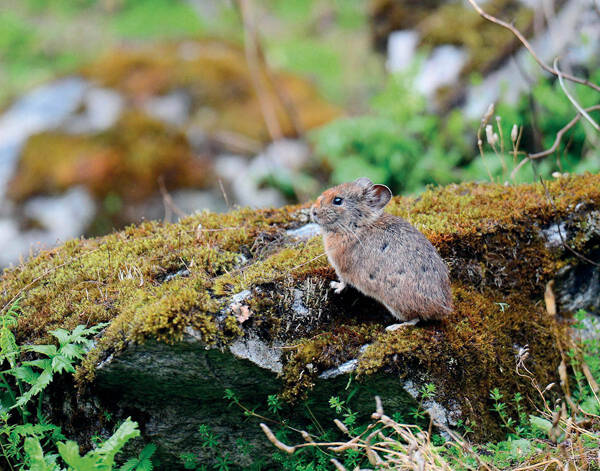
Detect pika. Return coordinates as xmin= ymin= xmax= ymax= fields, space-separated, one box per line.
xmin=311 ymin=177 xmax=452 ymax=328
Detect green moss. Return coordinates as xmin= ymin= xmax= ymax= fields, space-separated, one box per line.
xmin=1 ymin=175 xmax=598 ymax=430
xmin=356 ymin=284 xmax=566 ymax=438
xmin=9 ymin=111 xmax=212 ymax=203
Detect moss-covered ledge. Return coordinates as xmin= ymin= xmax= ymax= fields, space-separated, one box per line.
xmin=1 ymin=174 xmax=599 ymax=467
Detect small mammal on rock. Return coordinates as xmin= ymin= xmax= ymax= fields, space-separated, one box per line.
xmin=311 ymin=177 xmax=453 ymax=328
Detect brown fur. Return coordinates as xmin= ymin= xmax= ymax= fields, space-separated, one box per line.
xmin=311 ymin=178 xmax=453 ymax=321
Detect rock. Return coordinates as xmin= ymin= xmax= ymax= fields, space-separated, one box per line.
xmin=386 ymin=30 xmax=419 ymax=73
xmin=213 ymin=139 xmax=312 ymax=209
xmin=3 ymin=175 xmax=600 ymax=468
xmin=23 ymin=186 xmax=96 ymax=241
xmin=63 ymin=87 xmax=124 ymax=134
xmin=0 ymin=77 xmax=88 ymax=200
xmin=8 ymin=111 xmax=213 ymax=204
xmin=142 ymin=91 xmax=190 ymax=127
xmin=416 ymin=45 xmax=468 ymax=98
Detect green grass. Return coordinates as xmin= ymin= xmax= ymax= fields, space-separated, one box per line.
xmin=108 ymin=0 xmax=207 ymax=39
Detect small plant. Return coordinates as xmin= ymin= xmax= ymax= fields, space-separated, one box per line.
xmin=0 ymin=297 xmax=155 ymax=470
xmin=410 ymin=382 xmax=436 ymax=422
xmin=24 ymin=417 xmax=143 ymax=471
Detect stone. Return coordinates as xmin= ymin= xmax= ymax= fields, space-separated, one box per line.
xmin=386 ymin=30 xmax=420 ymax=73
xmin=3 ymin=175 xmax=600 ymax=468
xmin=63 ymin=87 xmax=124 ymax=134
xmin=0 ymin=77 xmax=88 ymax=199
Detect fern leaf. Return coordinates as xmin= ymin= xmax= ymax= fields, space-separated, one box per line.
xmin=118 ymin=458 xmax=138 ymax=471
xmin=95 ymin=417 xmax=141 ymax=467
xmin=26 ymin=345 xmax=57 ymax=357
xmin=51 ymin=356 xmax=75 ymax=375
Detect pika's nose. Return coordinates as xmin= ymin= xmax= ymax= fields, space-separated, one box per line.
xmin=310 ymin=206 xmax=317 ymax=222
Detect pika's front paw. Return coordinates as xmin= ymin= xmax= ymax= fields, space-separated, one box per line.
xmin=330 ymin=280 xmax=346 ymax=294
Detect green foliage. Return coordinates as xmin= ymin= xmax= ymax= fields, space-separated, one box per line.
xmin=0 ymin=297 xmax=152 ymax=470
xmin=108 ymin=0 xmax=205 ymax=39
xmin=23 ymin=418 xmax=144 ymax=471
xmin=311 ymin=72 xmax=467 ymax=195
xmin=312 ymin=66 xmax=600 ymax=195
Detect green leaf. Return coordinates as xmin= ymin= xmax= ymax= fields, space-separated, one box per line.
xmin=59 ymin=343 xmax=85 ymax=360
xmin=26 ymin=345 xmax=57 ymax=357
xmin=22 ymin=359 xmax=53 ymax=371
xmin=138 ymin=443 xmax=156 ymax=461
xmin=14 ymin=369 xmax=53 ymax=409
xmin=94 ymin=417 xmax=141 ymax=467
xmin=11 ymin=366 xmax=40 ymax=384
xmin=51 ymin=355 xmax=75 ymax=374
xmin=529 ymin=415 xmax=552 ymax=435
xmin=49 ymin=329 xmax=71 ymax=346
xmin=57 ymin=440 xmax=97 ymax=471
xmin=24 ymin=437 xmax=55 ymax=471
xmin=119 ymin=459 xmax=138 ymax=471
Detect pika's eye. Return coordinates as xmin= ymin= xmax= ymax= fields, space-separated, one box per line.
xmin=332 ymin=197 xmax=343 ymax=206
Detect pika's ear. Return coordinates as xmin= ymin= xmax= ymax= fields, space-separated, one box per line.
xmin=366 ymin=184 xmax=392 ymax=209
xmin=354 ymin=177 xmax=373 ymax=188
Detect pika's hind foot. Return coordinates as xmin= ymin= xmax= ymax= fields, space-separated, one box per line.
xmin=385 ymin=318 xmax=419 ymax=331
xmin=330 ymin=280 xmax=346 ymax=294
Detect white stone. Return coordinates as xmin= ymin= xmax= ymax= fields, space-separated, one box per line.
xmin=64 ymin=87 xmax=123 ymax=133
xmin=142 ymin=91 xmax=190 ymax=127
xmin=416 ymin=45 xmax=468 ymax=97
xmin=0 ymin=77 xmax=88 ymax=199
xmin=23 ymin=186 xmax=95 ymax=240
xmin=286 ymin=223 xmax=321 ymax=239
xmin=386 ymin=30 xmax=420 ymax=73
xmin=229 ymin=335 xmax=283 ymax=374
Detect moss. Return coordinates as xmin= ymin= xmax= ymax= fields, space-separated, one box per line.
xmin=356 ymin=284 xmax=567 ymax=438
xmin=1 ymin=175 xmax=598 ymax=431
xmin=82 ymin=39 xmax=341 ymax=143
xmin=8 ymin=111 xmax=212 ymax=203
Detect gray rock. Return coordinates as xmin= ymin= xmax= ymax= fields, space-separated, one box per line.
xmin=213 ymin=140 xmax=310 ymax=209
xmin=0 ymin=77 xmax=88 ymax=199
xmin=416 ymin=46 xmax=468 ymax=98
xmin=286 ymin=223 xmax=321 ymax=239
xmin=0 ymin=187 xmax=95 ymax=268
xmin=170 ymin=189 xmax=229 ymax=215
xmin=23 ymin=186 xmax=96 ymax=241
xmin=142 ymin=91 xmax=190 ymax=127
xmin=386 ymin=30 xmax=419 ymax=73
xmin=63 ymin=87 xmax=123 ymax=134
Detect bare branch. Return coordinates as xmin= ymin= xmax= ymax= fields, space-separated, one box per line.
xmin=465 ymin=0 xmax=600 ymax=93
xmin=238 ymin=0 xmax=283 ymax=141
xmin=554 ymin=58 xmax=600 ymax=131
xmin=510 ymin=105 xmax=600 ymax=181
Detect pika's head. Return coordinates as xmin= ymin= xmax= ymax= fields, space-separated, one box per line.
xmin=311 ymin=177 xmax=392 ymax=232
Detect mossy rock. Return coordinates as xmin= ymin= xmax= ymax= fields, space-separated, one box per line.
xmin=1 ymin=175 xmax=599 ymax=468
xmin=82 ymin=39 xmax=341 ymax=143
xmin=8 ymin=111 xmax=212 ymax=204
xmin=370 ymin=0 xmax=535 ymax=75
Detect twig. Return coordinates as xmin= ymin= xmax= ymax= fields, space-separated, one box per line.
xmin=218 ymin=179 xmax=231 ymax=209
xmin=158 ymin=176 xmax=187 ymax=222
xmin=554 ymin=58 xmax=600 ymax=132
xmin=465 ymin=0 xmax=600 ymax=93
xmin=510 ymin=105 xmax=600 ymax=181
xmin=238 ymin=0 xmax=283 ymax=141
